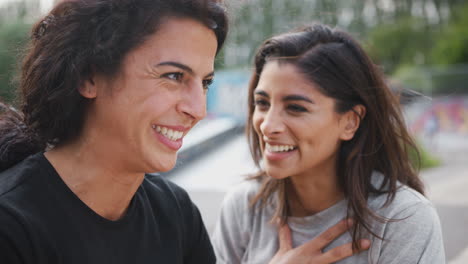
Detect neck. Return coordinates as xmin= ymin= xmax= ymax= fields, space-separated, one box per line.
xmin=288 ymin=161 xmax=343 ymax=217
xmin=45 ymin=137 xmax=145 ymax=221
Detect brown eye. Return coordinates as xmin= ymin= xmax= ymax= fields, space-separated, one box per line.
xmin=162 ymin=72 xmax=184 ymax=82
xmin=202 ymin=78 xmax=214 ymax=90
xmin=287 ymin=104 xmax=307 ymax=112
xmin=254 ymin=99 xmax=269 ymax=110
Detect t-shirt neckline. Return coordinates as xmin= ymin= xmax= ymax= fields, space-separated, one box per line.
xmin=36 ymin=152 xmax=141 ymax=228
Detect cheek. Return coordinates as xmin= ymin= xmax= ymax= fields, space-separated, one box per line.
xmin=309 ymin=124 xmax=342 ymax=153
xmin=143 ymin=88 xmax=177 ymax=109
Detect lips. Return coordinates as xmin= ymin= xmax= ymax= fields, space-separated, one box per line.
xmin=152 ymin=124 xmax=187 ymax=151
xmin=263 ymin=142 xmax=298 ymax=161
xmin=152 ymin=125 xmax=184 ymax=141
xmin=265 ymin=142 xmax=297 ymax=152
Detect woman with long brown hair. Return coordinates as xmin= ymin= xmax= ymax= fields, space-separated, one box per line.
xmin=212 ymin=24 xmax=445 ymax=263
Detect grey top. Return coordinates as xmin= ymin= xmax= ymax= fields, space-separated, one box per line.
xmin=212 ymin=173 xmax=445 ymax=264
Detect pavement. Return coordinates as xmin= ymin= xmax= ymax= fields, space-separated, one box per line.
xmin=420 ymin=133 xmax=468 ymax=264
xmin=166 ymin=118 xmax=468 ymax=263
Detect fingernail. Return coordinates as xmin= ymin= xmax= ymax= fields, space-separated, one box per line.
xmin=347 ymin=218 xmax=354 ymax=226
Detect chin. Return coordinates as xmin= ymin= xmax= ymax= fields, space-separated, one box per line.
xmin=265 ymin=168 xmax=290 ymax=180
xmin=148 ymin=156 xmax=177 ymax=173
xmin=157 ymin=161 xmax=177 ymax=173
xmin=155 ymin=165 xmax=175 ymax=173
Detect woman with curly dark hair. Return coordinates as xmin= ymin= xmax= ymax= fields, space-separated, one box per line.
xmin=0 ymin=0 xmax=228 ymax=262
xmin=212 ymin=24 xmax=445 ymax=264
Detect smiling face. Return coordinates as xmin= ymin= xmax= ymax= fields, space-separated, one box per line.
xmin=80 ymin=18 xmax=218 ymax=173
xmin=252 ymin=61 xmax=356 ymax=180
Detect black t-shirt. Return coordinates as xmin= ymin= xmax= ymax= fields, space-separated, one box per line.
xmin=0 ymin=153 xmax=215 ymax=263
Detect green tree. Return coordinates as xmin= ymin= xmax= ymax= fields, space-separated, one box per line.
xmin=431 ymin=2 xmax=468 ymax=65
xmin=223 ymin=0 xmax=455 ymax=69
xmin=366 ymin=17 xmax=435 ymax=74
xmin=0 ymin=21 xmax=30 ymax=104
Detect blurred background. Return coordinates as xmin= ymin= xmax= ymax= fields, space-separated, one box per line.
xmin=1 ymin=0 xmax=467 ymax=263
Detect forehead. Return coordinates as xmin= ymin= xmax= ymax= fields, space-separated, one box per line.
xmin=256 ymin=61 xmax=323 ymax=97
xmin=125 ymin=17 xmax=218 ymax=74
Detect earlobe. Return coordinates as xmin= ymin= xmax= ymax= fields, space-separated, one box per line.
xmin=340 ymin=105 xmax=366 ymax=141
xmin=78 ymin=76 xmax=98 ymax=99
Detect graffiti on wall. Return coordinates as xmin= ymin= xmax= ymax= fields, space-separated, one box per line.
xmin=411 ymin=97 xmax=468 ymax=135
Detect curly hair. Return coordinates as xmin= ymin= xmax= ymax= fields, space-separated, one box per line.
xmin=0 ymin=0 xmax=228 ymax=171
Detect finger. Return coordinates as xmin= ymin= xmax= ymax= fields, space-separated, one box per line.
xmin=277 ymin=224 xmax=293 ymax=251
xmin=319 ymin=239 xmax=371 ymax=263
xmin=302 ymin=218 xmax=352 ymax=251
xmin=318 ymin=242 xmax=354 ymax=263
xmin=358 ymin=239 xmax=371 ymax=251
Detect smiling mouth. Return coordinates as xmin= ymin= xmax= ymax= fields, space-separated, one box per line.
xmin=152 ymin=125 xmax=184 ymax=141
xmin=265 ymin=143 xmax=297 ymax=153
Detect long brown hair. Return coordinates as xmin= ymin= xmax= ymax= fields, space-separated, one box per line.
xmin=246 ymin=24 xmax=424 ymax=249
xmin=0 ymin=0 xmax=228 ymax=172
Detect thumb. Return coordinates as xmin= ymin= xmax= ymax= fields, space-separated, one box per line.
xmin=278 ymin=223 xmax=293 ymax=252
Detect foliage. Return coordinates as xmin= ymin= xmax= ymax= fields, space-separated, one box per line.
xmin=1 ymin=0 xmax=467 ymax=96
xmin=393 ymin=63 xmax=468 ymax=95
xmin=393 ymin=65 xmax=432 ymax=94
xmin=366 ymin=18 xmax=435 ymax=74
xmin=409 ymin=142 xmax=441 ymax=170
xmin=0 ymin=22 xmax=30 ymax=104
xmin=389 ymin=1 xmax=468 ymax=94
xmin=223 ymin=0 xmax=458 ymax=69
xmin=431 ymin=2 xmax=468 ymax=65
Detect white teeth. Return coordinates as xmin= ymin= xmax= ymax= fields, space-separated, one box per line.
xmin=266 ymin=143 xmax=296 ymax=153
xmin=153 ymin=125 xmax=184 ymax=141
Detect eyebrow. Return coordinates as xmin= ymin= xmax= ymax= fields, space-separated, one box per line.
xmin=283 ymin=94 xmax=314 ymax=104
xmin=254 ymin=90 xmax=269 ymax=97
xmin=254 ymin=90 xmax=314 ymax=104
xmin=155 ymin=61 xmax=214 ymax=78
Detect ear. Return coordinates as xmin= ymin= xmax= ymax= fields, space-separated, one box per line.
xmin=78 ymin=74 xmax=98 ymax=99
xmin=340 ymin=104 xmax=366 ymax=141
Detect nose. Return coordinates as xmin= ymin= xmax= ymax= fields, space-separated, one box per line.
xmin=178 ymin=81 xmax=207 ymax=121
xmin=259 ymin=107 xmax=285 ymax=137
